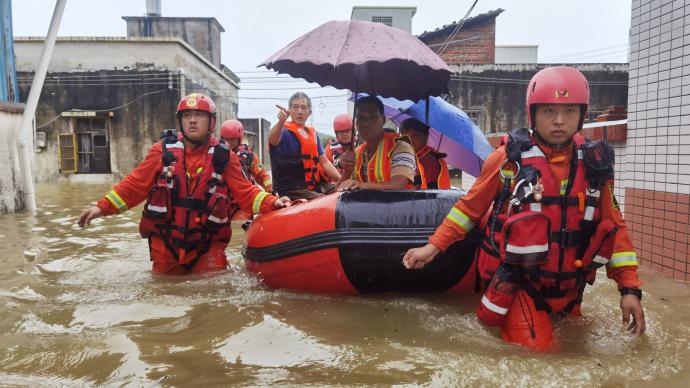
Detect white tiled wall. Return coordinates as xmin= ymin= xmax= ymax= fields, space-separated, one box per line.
xmin=627 ymin=0 xmax=690 ymax=197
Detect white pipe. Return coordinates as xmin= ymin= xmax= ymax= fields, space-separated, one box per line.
xmin=15 ymin=0 xmax=66 ymax=213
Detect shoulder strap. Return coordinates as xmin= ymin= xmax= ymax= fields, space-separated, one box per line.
xmin=160 ymin=128 xmax=179 ymax=167
xmin=505 ymin=127 xmax=533 ymax=162
xmin=581 ymin=140 xmax=615 ymax=189
xmin=212 ymin=139 xmax=231 ymax=175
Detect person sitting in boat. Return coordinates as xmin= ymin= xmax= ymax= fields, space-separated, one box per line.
xmin=269 ymin=92 xmax=341 ymax=200
xmin=399 ymin=118 xmax=451 ymax=190
xmin=337 ymin=96 xmax=423 ymax=191
xmin=77 ymin=93 xmax=294 ymax=275
xmin=220 ymin=119 xmax=273 ymax=193
xmin=402 ymin=66 xmax=645 ymax=350
xmin=325 ymin=113 xmax=356 ymax=176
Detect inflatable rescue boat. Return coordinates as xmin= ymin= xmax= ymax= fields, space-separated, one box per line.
xmin=243 ymin=190 xmax=481 ymax=295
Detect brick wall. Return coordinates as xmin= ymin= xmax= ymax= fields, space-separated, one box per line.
xmin=420 ymin=21 xmax=496 ymax=64
xmin=627 ymin=0 xmax=690 ymax=281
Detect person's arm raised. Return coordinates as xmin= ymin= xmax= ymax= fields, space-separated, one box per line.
xmin=268 ymin=105 xmax=289 ymax=146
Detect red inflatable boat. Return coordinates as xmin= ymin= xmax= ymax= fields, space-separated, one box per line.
xmin=243 ymin=190 xmax=481 ymax=295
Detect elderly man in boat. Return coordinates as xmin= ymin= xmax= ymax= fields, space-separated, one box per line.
xmin=337 ymin=96 xmax=424 ymax=191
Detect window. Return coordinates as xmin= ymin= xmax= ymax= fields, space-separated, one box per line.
xmin=464 ymin=109 xmax=485 ymax=132
xmin=371 ymin=16 xmax=393 ymax=27
xmin=58 ymin=133 xmax=77 ymax=173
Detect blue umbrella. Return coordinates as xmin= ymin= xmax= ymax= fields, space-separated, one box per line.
xmin=352 ymin=95 xmax=493 ymax=177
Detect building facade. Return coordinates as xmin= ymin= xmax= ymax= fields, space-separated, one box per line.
xmin=449 ymin=63 xmax=629 ymax=134
xmin=624 ymin=0 xmax=690 ymax=281
xmin=350 ymin=6 xmax=417 ymax=33
xmin=15 ymin=16 xmax=239 ymax=182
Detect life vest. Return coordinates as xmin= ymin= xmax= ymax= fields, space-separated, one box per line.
xmin=416 ymin=145 xmax=451 ymax=189
xmin=270 ymin=122 xmax=321 ymax=193
xmin=476 ymin=128 xmax=617 ymax=325
xmin=236 ymin=144 xmax=256 ymax=184
xmin=139 ymin=130 xmax=232 ymax=266
xmin=353 ymin=133 xmax=426 ymax=189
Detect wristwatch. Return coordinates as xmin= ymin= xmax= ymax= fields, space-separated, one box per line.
xmin=619 ymin=287 xmax=643 ymax=301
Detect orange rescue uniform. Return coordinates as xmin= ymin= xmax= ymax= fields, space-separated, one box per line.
xmin=429 ymin=142 xmax=641 ymax=289
xmin=98 ymin=140 xmax=278 ymax=275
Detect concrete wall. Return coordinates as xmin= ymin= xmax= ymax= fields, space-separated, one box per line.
xmin=495 ymin=45 xmax=538 ymax=64
xmin=447 ymin=63 xmax=629 ymax=134
xmin=123 ymin=17 xmax=224 ymax=69
xmin=0 ymin=103 xmax=25 ymax=213
xmin=350 ymin=7 xmax=416 ymax=33
xmin=15 ymin=37 xmax=239 ymax=182
xmin=625 ymin=0 xmax=690 ymax=281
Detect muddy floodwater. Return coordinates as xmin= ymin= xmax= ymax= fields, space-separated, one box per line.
xmin=1 ymin=182 xmax=690 ymax=386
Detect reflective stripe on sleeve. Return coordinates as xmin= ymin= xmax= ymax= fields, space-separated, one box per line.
xmin=105 ymin=190 xmax=128 ymax=213
xmin=608 ymin=251 xmax=639 ymax=267
xmin=446 ymin=207 xmax=476 ymax=232
xmin=252 ymin=192 xmax=269 ymax=214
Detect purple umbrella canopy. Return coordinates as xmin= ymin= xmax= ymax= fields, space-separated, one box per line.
xmin=260 ymin=19 xmax=452 ymax=101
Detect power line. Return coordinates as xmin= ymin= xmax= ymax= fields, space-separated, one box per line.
xmin=436 ymin=0 xmax=480 ymax=56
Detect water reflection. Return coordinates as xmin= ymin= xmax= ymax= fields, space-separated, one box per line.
xmin=0 ymin=182 xmax=689 ymax=386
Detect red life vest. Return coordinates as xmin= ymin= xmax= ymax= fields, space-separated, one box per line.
xmin=326 ymin=140 xmax=347 ymax=174
xmin=416 ymin=145 xmax=451 ymax=189
xmin=476 ymin=128 xmax=617 ymax=325
xmin=236 ymin=144 xmax=255 ymax=184
xmin=139 ymin=132 xmax=232 ymax=266
xmin=353 ymin=133 xmax=426 ymax=189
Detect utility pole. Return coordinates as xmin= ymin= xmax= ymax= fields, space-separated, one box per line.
xmin=15 ymin=0 xmax=66 ymax=212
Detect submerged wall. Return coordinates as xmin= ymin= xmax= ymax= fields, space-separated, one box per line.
xmin=0 ymin=102 xmax=25 ymax=213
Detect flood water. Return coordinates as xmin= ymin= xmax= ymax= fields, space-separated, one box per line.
xmin=1 ymin=182 xmax=690 ymax=386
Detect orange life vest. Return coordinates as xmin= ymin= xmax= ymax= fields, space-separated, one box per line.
xmin=353 ymin=133 xmax=425 ymax=188
xmin=416 ymin=145 xmax=451 ymax=189
xmin=270 ymin=122 xmax=321 ymax=192
xmin=139 ymin=131 xmax=232 ymax=266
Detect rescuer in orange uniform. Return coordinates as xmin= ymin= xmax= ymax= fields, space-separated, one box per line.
xmin=399 ymin=118 xmax=451 ymax=189
xmin=220 ymin=119 xmax=273 ymax=193
xmin=324 ymin=113 xmax=356 ymax=176
xmin=78 ymin=93 xmax=294 ymax=275
xmin=403 ymin=67 xmax=645 ymax=350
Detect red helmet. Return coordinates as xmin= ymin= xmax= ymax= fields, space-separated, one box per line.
xmin=176 ymin=93 xmax=217 ymax=130
xmin=333 ymin=113 xmax=353 ymax=132
xmin=526 ymin=66 xmax=589 ymax=129
xmin=221 ymin=119 xmax=244 ymax=140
